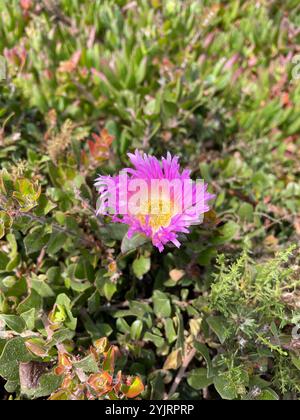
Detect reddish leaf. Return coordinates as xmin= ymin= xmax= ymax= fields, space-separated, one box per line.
xmin=88 ymin=372 xmax=113 ymax=395
xmin=58 ymin=51 xmax=82 ymax=73
xmin=122 ymin=376 xmax=144 ymax=399
xmin=88 ymin=129 xmax=113 ymax=159
xmin=55 ymin=353 xmax=73 ymax=375
xmin=20 ymin=0 xmax=32 ymax=11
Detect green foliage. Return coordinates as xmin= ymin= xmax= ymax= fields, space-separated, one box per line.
xmin=205 ymin=246 xmax=300 ymax=399
xmin=0 ymin=0 xmax=299 ymax=401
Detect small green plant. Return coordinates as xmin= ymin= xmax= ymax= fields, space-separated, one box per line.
xmin=0 ymin=0 xmax=300 ymax=401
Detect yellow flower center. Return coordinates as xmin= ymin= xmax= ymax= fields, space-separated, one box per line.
xmin=137 ymin=198 xmax=176 ymax=232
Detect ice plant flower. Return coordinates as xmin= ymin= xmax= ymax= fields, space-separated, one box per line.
xmin=95 ymin=151 xmax=215 ymax=252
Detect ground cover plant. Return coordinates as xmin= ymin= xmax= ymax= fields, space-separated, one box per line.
xmin=0 ymin=0 xmax=299 ymax=400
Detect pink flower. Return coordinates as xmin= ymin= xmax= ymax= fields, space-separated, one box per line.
xmin=95 ymin=151 xmax=215 ymax=252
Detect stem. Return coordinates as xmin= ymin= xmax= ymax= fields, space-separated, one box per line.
xmin=96 ymin=298 xmax=193 ymax=314
xmin=166 ymin=347 xmax=197 ymax=400
xmin=0 ymin=203 xmax=99 ymax=249
xmin=41 ymin=0 xmax=73 ymax=27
